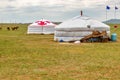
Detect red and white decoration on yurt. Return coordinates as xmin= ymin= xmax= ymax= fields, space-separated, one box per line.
xmin=35 ymin=20 xmax=54 ymax=26
xmin=27 ymin=19 xmax=56 ymax=34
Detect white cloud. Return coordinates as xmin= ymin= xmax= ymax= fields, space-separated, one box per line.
xmin=0 ymin=0 xmax=106 ymax=9
xmin=0 ymin=0 xmax=120 ymax=23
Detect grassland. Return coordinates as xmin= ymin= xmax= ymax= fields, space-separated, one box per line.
xmin=0 ymin=23 xmax=120 ymax=80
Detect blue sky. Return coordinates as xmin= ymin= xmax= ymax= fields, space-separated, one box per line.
xmin=0 ymin=0 xmax=120 ymax=23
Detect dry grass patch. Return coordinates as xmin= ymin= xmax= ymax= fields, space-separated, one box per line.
xmin=0 ymin=24 xmax=120 ymax=80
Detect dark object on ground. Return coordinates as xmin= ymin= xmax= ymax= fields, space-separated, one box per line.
xmin=7 ymin=27 xmax=10 ymax=30
xmin=80 ymin=30 xmax=110 ymax=43
xmin=7 ymin=26 xmax=19 ymax=31
xmin=0 ymin=27 xmax=2 ymax=30
xmin=11 ymin=26 xmax=19 ymax=30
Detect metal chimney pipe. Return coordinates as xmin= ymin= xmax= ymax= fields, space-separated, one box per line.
xmin=80 ymin=10 xmax=83 ymax=16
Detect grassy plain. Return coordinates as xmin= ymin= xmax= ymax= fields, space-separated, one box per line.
xmin=0 ymin=23 xmax=120 ymax=80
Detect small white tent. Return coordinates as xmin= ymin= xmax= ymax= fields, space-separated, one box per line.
xmin=27 ymin=19 xmax=56 ymax=34
xmin=54 ymin=15 xmax=110 ymax=42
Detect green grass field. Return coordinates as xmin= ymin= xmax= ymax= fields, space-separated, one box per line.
xmin=0 ymin=23 xmax=120 ymax=80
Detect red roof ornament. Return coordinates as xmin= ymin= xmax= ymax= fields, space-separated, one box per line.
xmin=34 ymin=19 xmax=55 ymax=27
xmin=35 ymin=20 xmax=51 ymax=26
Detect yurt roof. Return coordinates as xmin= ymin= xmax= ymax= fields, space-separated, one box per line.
xmin=55 ymin=15 xmax=110 ymax=29
xmin=29 ymin=19 xmax=55 ymax=27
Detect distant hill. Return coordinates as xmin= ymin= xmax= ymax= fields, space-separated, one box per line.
xmin=52 ymin=22 xmax=62 ymax=25
xmin=103 ymin=19 xmax=120 ymax=24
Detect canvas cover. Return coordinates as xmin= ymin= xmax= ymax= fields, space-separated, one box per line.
xmin=54 ymin=15 xmax=110 ymax=42
xmin=27 ymin=19 xmax=56 ymax=34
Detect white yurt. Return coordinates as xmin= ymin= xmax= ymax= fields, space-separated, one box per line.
xmin=27 ymin=19 xmax=56 ymax=34
xmin=54 ymin=15 xmax=110 ymax=42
